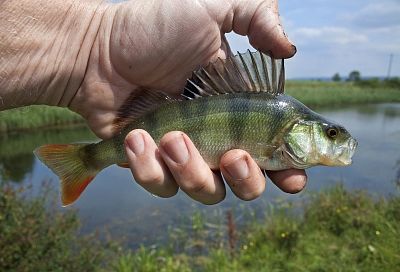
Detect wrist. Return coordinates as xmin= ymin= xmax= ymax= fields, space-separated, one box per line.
xmin=0 ymin=0 xmax=110 ymax=110
xmin=55 ymin=1 xmax=111 ymax=108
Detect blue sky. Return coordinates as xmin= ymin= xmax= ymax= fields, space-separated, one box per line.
xmin=227 ymin=0 xmax=400 ymax=79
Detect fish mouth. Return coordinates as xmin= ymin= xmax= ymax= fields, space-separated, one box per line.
xmin=283 ymin=137 xmax=358 ymax=168
xmin=336 ymin=138 xmax=358 ymax=166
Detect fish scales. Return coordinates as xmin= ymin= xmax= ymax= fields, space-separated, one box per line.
xmin=86 ymin=93 xmax=294 ymax=170
xmin=34 ymin=50 xmax=357 ymax=206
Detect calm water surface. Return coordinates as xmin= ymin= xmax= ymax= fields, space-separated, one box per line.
xmin=1 ymin=103 xmax=399 ymax=247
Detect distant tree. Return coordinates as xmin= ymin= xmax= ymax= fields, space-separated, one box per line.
xmin=332 ymin=73 xmax=341 ymax=82
xmin=348 ymin=70 xmax=361 ymax=82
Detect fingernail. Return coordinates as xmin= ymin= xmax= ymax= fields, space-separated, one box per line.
xmin=224 ymin=156 xmax=250 ymax=181
xmin=126 ymin=131 xmax=145 ymax=155
xmin=291 ymin=44 xmax=297 ymax=55
xmin=162 ymin=134 xmax=189 ymax=164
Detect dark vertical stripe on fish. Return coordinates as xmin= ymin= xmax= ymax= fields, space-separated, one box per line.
xmin=144 ymin=111 xmax=159 ymax=140
xmin=190 ymin=97 xmax=211 ymax=148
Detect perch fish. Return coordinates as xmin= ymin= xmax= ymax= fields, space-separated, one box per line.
xmin=34 ymin=51 xmax=357 ymax=206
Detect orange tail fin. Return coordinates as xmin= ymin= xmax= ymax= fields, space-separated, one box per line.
xmin=34 ymin=144 xmax=99 ymax=206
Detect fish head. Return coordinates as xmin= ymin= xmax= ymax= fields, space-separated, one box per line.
xmin=283 ymin=119 xmax=357 ymax=168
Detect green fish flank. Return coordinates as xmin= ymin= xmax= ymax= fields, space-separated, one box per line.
xmin=88 ymin=93 xmax=296 ymax=170
xmin=34 ymin=51 xmax=357 ymax=206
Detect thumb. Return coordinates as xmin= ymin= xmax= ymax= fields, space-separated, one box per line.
xmin=226 ymin=0 xmax=296 ymax=58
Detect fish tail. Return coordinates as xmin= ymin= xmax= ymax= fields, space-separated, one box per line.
xmin=34 ymin=144 xmax=98 ymax=207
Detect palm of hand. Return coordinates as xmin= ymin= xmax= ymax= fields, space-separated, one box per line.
xmin=72 ymin=0 xmax=230 ymax=138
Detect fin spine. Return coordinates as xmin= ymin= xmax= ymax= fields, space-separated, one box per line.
xmin=278 ymin=60 xmax=285 ymax=92
xmin=238 ymin=51 xmax=257 ymax=92
xmin=200 ymin=68 xmax=221 ymax=95
xmin=227 ymin=57 xmax=249 ymax=91
xmin=271 ymin=59 xmax=277 ymax=94
xmin=222 ymin=63 xmax=237 ymax=94
xmin=249 ymin=50 xmax=262 ymax=92
xmin=192 ymin=74 xmax=215 ymax=96
xmin=260 ymin=51 xmax=271 ymax=91
xmin=212 ymin=61 xmax=232 ymax=94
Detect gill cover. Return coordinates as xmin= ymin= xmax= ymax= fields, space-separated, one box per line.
xmin=284 ymin=121 xmax=357 ymax=168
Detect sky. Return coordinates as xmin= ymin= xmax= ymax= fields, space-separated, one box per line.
xmin=227 ymin=0 xmax=400 ymax=79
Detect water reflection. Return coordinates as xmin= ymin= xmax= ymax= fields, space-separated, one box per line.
xmin=0 ymin=127 xmax=97 ymax=183
xmin=395 ymin=159 xmax=400 ymax=189
xmin=0 ymin=154 xmax=34 ymax=182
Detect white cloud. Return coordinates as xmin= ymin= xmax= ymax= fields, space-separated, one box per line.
xmin=227 ymin=0 xmax=400 ymax=77
xmin=291 ymin=27 xmax=368 ymax=45
xmin=362 ymin=26 xmax=400 ymax=54
xmin=344 ymin=1 xmax=400 ymax=29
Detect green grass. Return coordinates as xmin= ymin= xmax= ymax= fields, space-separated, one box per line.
xmin=0 ymin=182 xmax=118 ymax=271
xmin=1 ymin=181 xmax=399 ymax=271
xmin=286 ymin=81 xmax=400 ymax=108
xmin=0 ymin=105 xmax=84 ymax=133
xmin=0 ymin=81 xmax=399 ymax=133
xmin=203 ymin=186 xmax=400 ymax=271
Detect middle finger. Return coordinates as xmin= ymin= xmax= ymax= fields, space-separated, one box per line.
xmin=159 ymin=131 xmax=226 ymax=205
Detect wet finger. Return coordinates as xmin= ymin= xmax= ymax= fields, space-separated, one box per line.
xmin=266 ymin=169 xmax=307 ymax=194
xmin=125 ymin=129 xmax=178 ymax=197
xmin=220 ymin=149 xmax=266 ymax=200
xmin=159 ymin=131 xmax=226 ymax=205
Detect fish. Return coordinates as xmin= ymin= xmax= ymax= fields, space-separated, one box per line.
xmin=34 ymin=50 xmax=357 ymax=206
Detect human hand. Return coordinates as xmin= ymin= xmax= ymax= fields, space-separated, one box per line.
xmin=68 ymin=0 xmax=306 ymax=204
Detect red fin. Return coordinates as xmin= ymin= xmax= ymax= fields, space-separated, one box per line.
xmin=34 ymin=144 xmax=99 ymax=206
xmin=61 ymin=176 xmax=94 ymax=206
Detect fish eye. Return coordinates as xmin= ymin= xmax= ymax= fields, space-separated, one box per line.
xmin=326 ymin=126 xmax=338 ymax=139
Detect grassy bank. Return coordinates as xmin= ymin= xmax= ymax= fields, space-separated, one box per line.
xmin=1 ymin=181 xmax=399 ymax=271
xmin=0 ymin=105 xmax=84 ymax=133
xmin=0 ymin=81 xmax=399 ymax=133
xmin=286 ymin=81 xmax=400 ymax=108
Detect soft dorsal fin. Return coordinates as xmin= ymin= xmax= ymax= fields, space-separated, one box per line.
xmin=113 ymin=88 xmax=179 ymax=132
xmin=184 ymin=50 xmax=285 ymax=99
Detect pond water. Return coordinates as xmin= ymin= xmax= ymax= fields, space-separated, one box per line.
xmin=1 ymin=103 xmax=400 ymax=247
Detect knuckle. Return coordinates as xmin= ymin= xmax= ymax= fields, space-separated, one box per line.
xmin=231 ymin=175 xmax=265 ymax=201
xmin=134 ymin=170 xmax=164 ymax=186
xmin=182 ymin=173 xmax=209 ymax=194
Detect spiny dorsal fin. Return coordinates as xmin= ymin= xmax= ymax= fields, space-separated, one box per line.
xmin=113 ymin=88 xmax=179 ymax=132
xmin=114 ymin=50 xmax=284 ymax=133
xmin=186 ymin=50 xmax=285 ymax=98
